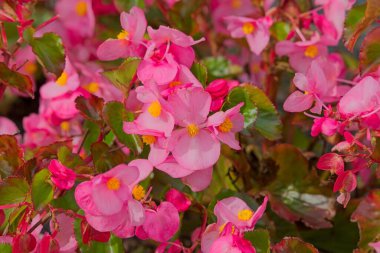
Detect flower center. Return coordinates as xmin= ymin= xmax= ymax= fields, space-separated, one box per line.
xmin=142 ymin=135 xmax=157 ymax=145
xmin=75 ymin=1 xmax=87 ymax=16
xmin=132 ymin=185 xmax=146 ymax=200
xmin=117 ymin=30 xmax=129 ymax=40
xmin=84 ymin=82 xmax=99 ymax=93
xmin=56 ymin=72 xmax=68 ymax=86
xmin=187 ymin=124 xmax=199 ymax=137
xmin=218 ymin=117 xmax=233 ymax=133
xmin=237 ymin=209 xmax=254 ymax=221
xmin=242 ymin=22 xmax=255 ymax=35
xmin=60 ymin=121 xmax=70 ymax=132
xmin=231 ymin=0 xmax=241 ymax=9
xmin=304 ymin=45 xmax=319 ymax=58
xmin=24 ymin=62 xmax=37 ymax=75
xmin=106 ymin=177 xmax=121 ymax=191
xmin=169 ymin=81 xmax=181 ymax=88
xmin=147 ymin=101 xmax=162 ymax=117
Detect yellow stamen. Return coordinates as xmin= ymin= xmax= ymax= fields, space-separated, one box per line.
xmin=142 ymin=135 xmax=157 ymax=145
xmin=218 ymin=223 xmax=236 ymax=234
xmin=60 ymin=121 xmax=70 ymax=132
xmin=304 ymin=91 xmax=310 ymax=95
xmin=187 ymin=124 xmax=199 ymax=137
xmin=242 ymin=22 xmax=255 ymax=35
xmin=132 ymin=185 xmax=146 ymax=200
xmin=147 ymin=101 xmax=162 ymax=117
xmin=304 ymin=45 xmax=319 ymax=58
xmin=117 ymin=30 xmax=129 ymax=40
xmin=237 ymin=209 xmax=254 ymax=221
xmin=75 ymin=1 xmax=87 ymax=16
xmin=24 ymin=62 xmax=37 ymax=75
xmin=106 ymin=177 xmax=121 ymax=191
xmin=231 ymin=0 xmax=241 ymax=9
xmin=56 ymin=72 xmax=68 ymax=86
xmin=84 ymin=82 xmax=99 ymax=93
xmin=169 ymin=81 xmax=181 ymax=88
xmin=218 ymin=117 xmax=233 ymax=133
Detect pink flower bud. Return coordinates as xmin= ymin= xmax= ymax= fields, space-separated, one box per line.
xmin=48 ymin=159 xmax=76 ymax=190
xmin=165 ymin=188 xmax=191 ymax=212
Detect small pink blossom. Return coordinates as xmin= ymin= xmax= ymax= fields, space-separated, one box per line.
xmin=165 ymin=188 xmax=191 ymax=212
xmin=206 ymin=79 xmax=239 ymax=111
xmin=48 ymin=159 xmax=76 ymax=190
xmin=317 ymin=153 xmax=344 ymax=174
xmin=333 ymin=171 xmax=357 ymax=207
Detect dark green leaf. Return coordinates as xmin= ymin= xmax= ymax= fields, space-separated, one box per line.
xmin=91 ymin=142 xmax=128 ymax=172
xmin=191 ymin=62 xmax=208 ymax=86
xmin=0 ymin=62 xmax=33 ymax=97
xmin=359 ymin=27 xmax=380 ymax=73
xmin=57 ymin=146 xmax=85 ymax=169
xmin=75 ymin=95 xmax=105 ymax=123
xmin=31 ymin=169 xmax=53 ymax=210
xmin=245 ymin=229 xmax=270 ymax=253
xmin=103 ymin=101 xmax=143 ymax=155
xmin=29 ymin=32 xmax=65 ymax=76
xmin=51 ymin=188 xmax=79 ymax=211
xmin=0 ymin=177 xmax=29 ymax=205
xmin=202 ymin=56 xmax=242 ymax=81
xmin=272 ymin=237 xmax=319 ymax=253
xmin=113 ymin=0 xmax=145 ymax=12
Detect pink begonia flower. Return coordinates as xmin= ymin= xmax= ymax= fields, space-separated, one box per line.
xmin=165 ymin=188 xmax=191 ymax=212
xmin=0 ymin=116 xmax=19 ymax=136
xmin=156 ymin=240 xmax=182 ymax=253
xmin=40 ymin=58 xmax=80 ymax=99
xmin=207 ymin=103 xmax=245 ymax=150
xmin=224 ymin=16 xmax=273 ymax=55
xmin=23 ymin=113 xmax=57 ymax=148
xmin=135 ymin=202 xmax=179 ymax=242
xmin=56 ymin=0 xmax=95 ymax=38
xmin=369 ymin=241 xmax=380 ymax=253
xmin=275 ymin=33 xmax=328 ymax=73
xmin=35 ymin=234 xmax=60 ymax=253
xmin=214 ymin=196 xmax=268 ymax=231
xmin=167 ymin=88 xmax=221 ymax=171
xmin=317 ymin=153 xmax=344 ymax=174
xmin=333 ymin=170 xmax=357 ymax=208
xmin=283 ymin=57 xmax=339 ymax=114
xmin=314 ymin=0 xmax=355 ymax=43
xmin=311 ymin=116 xmax=339 ymax=137
xmin=50 ymin=214 xmax=77 ymax=253
xmin=210 ymin=234 xmax=256 ymax=253
xmin=48 ymin=159 xmax=76 ymax=190
xmin=206 ymin=79 xmax=239 ymax=112
xmin=74 ymin=160 xmax=152 ymax=237
xmin=210 ymin=0 xmax=258 ymax=34
xmin=339 ymin=76 xmax=380 ymax=117
xmin=97 ymin=7 xmax=147 ymax=61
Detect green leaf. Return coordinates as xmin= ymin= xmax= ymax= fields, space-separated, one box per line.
xmin=202 ymin=56 xmax=242 ymax=81
xmin=51 ymin=188 xmax=79 ymax=211
xmin=83 ymin=120 xmax=101 ymax=153
xmin=0 ymin=243 xmax=12 ymax=253
xmin=351 ymin=190 xmax=380 ymax=252
xmin=57 ymin=146 xmax=84 ymax=169
xmin=270 ymin=22 xmax=291 ymax=41
xmin=102 ymin=58 xmax=141 ymax=96
xmin=0 ymin=62 xmax=34 ymax=97
xmin=75 ymin=95 xmax=105 ymax=123
xmin=0 ymin=177 xmax=29 ymax=205
xmin=359 ymin=27 xmax=380 ymax=73
xmin=29 ymin=32 xmax=65 ymax=77
xmin=31 ymin=169 xmax=53 ymax=210
xmin=266 ymin=144 xmax=335 ymax=229
xmin=272 ymin=237 xmax=319 ymax=253
xmin=91 ymin=142 xmax=128 ymax=172
xmin=103 ymin=101 xmax=143 ymax=155
xmin=245 ymin=229 xmax=270 ymax=253
xmin=0 ymin=135 xmax=24 ymax=178
xmin=113 ymin=0 xmax=145 ymax=12
xmin=191 ymin=62 xmax=208 ymax=86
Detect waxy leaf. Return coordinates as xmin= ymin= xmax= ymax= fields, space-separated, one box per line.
xmin=191 ymin=62 xmax=208 ymax=87
xmin=0 ymin=62 xmax=33 ymax=97
xmin=103 ymin=101 xmax=143 ymax=155
xmin=359 ymin=27 xmax=380 ymax=73
xmin=75 ymin=95 xmax=105 ymax=123
xmin=31 ymin=169 xmax=53 ymax=210
xmin=272 ymin=237 xmax=319 ymax=253
xmin=270 ymin=22 xmax=291 ymax=41
xmin=102 ymin=58 xmax=141 ymax=97
xmin=91 ymin=142 xmax=128 ymax=173
xmin=0 ymin=244 xmax=12 ymax=253
xmin=29 ymin=32 xmax=65 ymax=77
xmin=0 ymin=135 xmax=23 ymax=178
xmin=0 ymin=177 xmax=29 ymax=205
xmin=245 ymin=229 xmax=270 ymax=253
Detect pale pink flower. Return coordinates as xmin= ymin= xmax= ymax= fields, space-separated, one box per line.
xmin=0 ymin=116 xmax=19 ymax=137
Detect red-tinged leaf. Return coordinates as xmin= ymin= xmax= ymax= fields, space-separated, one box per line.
xmin=0 ymin=177 xmax=29 ymax=205
xmin=91 ymin=142 xmax=128 ymax=173
xmin=317 ymin=153 xmax=344 ymax=174
xmin=359 ymin=27 xmax=380 ymax=73
xmin=351 ymin=190 xmax=380 ymax=252
xmin=272 ymin=237 xmax=319 ymax=253
xmin=34 ymin=141 xmax=72 ymax=163
xmin=265 ymin=144 xmax=335 ymax=229
xmin=0 ymin=135 xmax=24 ymax=178
xmin=371 ymin=137 xmax=380 ymax=162
xmin=0 ymin=209 xmax=5 ymax=226
xmin=0 ymin=62 xmax=33 ymax=97
xmin=75 ymin=95 xmax=104 ymax=123
xmin=345 ymin=0 xmax=380 ymax=51
xmin=12 ymin=234 xmax=37 ymax=253
xmin=81 ymin=220 xmax=111 ymax=245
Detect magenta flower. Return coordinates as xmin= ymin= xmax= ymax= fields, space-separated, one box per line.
xmin=50 ymin=214 xmax=78 ymax=253
xmin=206 ymin=79 xmax=239 ymax=112
xmin=275 ymin=34 xmax=328 ymax=73
xmin=135 ymin=202 xmax=180 ymax=242
xmin=165 ymin=188 xmax=191 ymax=212
xmin=97 ymin=7 xmax=147 ymax=61
xmin=48 ymin=159 xmax=76 ymax=190
xmin=56 ymin=0 xmax=95 ymax=38
xmin=311 ymin=116 xmax=339 ymax=137
xmin=225 ymin=16 xmax=273 ymax=55
xmin=167 ymin=88 xmax=221 ymax=171
xmin=207 ymin=103 xmax=245 ymax=150
xmin=317 ymin=153 xmax=344 ymax=175
xmin=333 ymin=171 xmax=357 ymax=208
xmin=210 ymin=233 xmax=256 ymax=253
